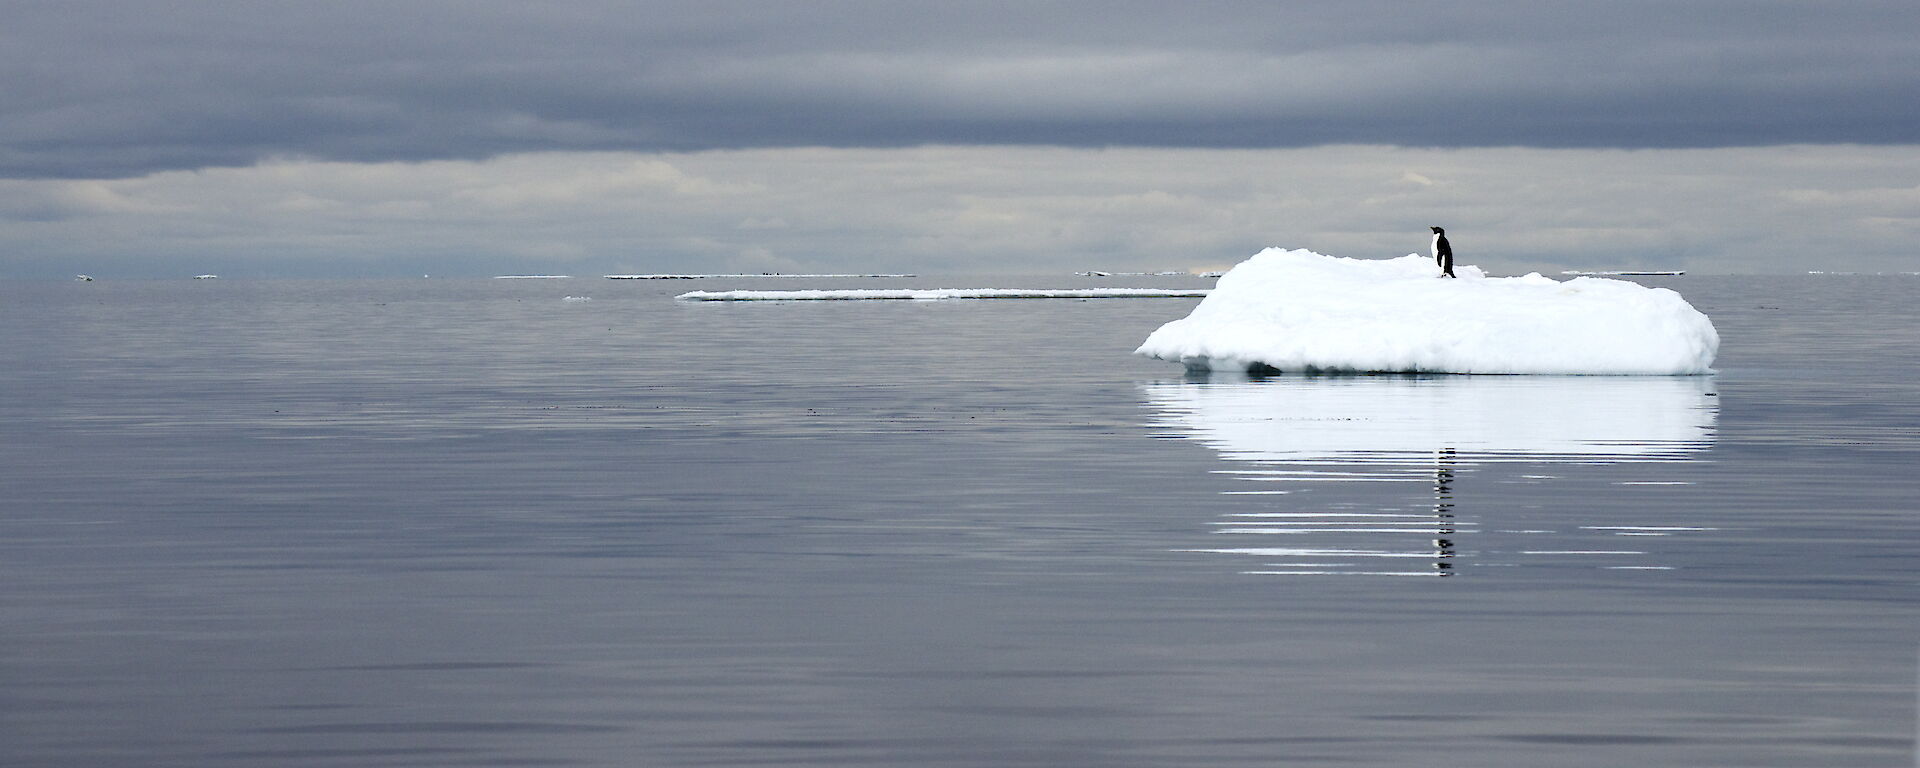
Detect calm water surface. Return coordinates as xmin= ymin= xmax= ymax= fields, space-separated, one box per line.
xmin=2 ymin=274 xmax=1916 ymax=767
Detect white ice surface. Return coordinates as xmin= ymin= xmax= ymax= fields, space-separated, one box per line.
xmin=1136 ymin=248 xmax=1718 ymax=374
xmin=607 ymin=273 xmax=915 ymax=279
xmin=678 ymin=288 xmax=1210 ymax=301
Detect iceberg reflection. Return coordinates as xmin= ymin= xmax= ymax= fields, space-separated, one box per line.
xmin=1142 ymin=374 xmax=1717 ymax=577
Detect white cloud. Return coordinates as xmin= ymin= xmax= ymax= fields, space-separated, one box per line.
xmin=3 ymin=144 xmax=1917 ymax=277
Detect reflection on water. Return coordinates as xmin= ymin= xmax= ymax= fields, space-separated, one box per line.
xmin=1143 ymin=374 xmax=1718 ymax=576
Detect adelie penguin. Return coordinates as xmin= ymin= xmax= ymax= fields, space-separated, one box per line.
xmin=1430 ymin=226 xmax=1456 ymax=278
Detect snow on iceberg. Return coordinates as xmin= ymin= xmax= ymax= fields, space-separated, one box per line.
xmin=1136 ymin=248 xmax=1718 ymax=375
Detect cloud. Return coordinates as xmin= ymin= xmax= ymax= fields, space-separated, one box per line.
xmin=3 ymin=144 xmax=1916 ymax=277
xmin=4 ymin=1 xmax=1918 ymax=177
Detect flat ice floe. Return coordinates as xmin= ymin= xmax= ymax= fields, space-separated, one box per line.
xmin=607 ymin=273 xmax=916 ymax=279
xmin=1137 ymin=248 xmax=1718 ymax=375
xmin=679 ymin=288 xmax=1210 ymax=301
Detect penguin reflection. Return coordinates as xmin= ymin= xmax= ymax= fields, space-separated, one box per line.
xmin=1433 ymin=448 xmax=1458 ymax=576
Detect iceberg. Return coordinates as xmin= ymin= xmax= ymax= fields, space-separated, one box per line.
xmin=1136 ymin=248 xmax=1718 ymax=375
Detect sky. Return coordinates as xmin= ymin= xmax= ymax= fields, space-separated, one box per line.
xmin=3 ymin=0 xmax=1917 ymax=277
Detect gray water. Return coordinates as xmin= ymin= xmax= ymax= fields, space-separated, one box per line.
xmin=2 ymin=274 xmax=1915 ymax=767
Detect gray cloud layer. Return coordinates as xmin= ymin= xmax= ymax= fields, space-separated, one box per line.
xmin=7 ymin=145 xmax=1915 ymax=277
xmin=6 ymin=1 xmax=1917 ymax=178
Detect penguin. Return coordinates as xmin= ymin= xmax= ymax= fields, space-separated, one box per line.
xmin=1429 ymin=226 xmax=1455 ymax=278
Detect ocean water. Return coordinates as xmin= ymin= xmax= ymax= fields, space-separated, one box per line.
xmin=2 ymin=274 xmax=1915 ymax=767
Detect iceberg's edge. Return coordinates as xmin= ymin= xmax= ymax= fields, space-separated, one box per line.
xmin=1136 ymin=350 xmax=1716 ymax=377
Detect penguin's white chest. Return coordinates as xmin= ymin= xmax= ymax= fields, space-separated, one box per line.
xmin=1431 ymin=234 xmax=1442 ymax=258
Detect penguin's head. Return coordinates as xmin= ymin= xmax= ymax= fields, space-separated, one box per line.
xmin=1430 ymin=226 xmax=1445 ymax=234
